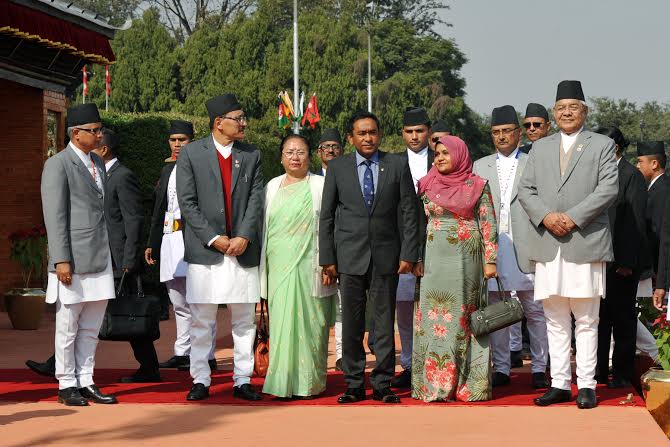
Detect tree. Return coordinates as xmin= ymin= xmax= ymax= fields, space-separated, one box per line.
xmin=588 ymin=97 xmax=670 ymax=147
xmin=77 ymin=9 xmax=180 ymax=111
xmin=373 ymin=0 xmax=450 ymax=34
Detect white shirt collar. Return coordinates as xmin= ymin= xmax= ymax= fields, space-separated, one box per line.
xmin=559 ymin=127 xmax=583 ymax=153
xmin=649 ymin=172 xmax=664 ymax=190
xmin=497 ymin=148 xmax=519 ymax=161
xmin=212 ymin=136 xmax=234 ymax=159
xmin=105 ymin=158 xmax=118 ymax=171
xmin=407 ymin=147 xmax=428 ymax=159
xmin=69 ymin=142 xmax=91 ymax=165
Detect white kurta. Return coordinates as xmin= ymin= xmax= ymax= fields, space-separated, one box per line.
xmin=160 ymin=168 xmax=188 ymax=282
xmin=488 ymin=149 xmax=534 ymax=292
xmin=397 ymin=147 xmax=429 ymax=301
xmin=46 ymin=144 xmax=115 ymax=305
xmin=534 ymin=130 xmax=605 ymax=301
xmin=185 ymin=137 xmax=260 ymax=305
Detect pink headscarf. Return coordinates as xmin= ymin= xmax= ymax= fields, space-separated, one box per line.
xmin=417 ymin=135 xmax=487 ymax=219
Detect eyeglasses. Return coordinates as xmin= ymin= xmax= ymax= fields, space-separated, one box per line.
xmin=554 ymin=104 xmax=583 ymax=113
xmin=491 ymin=127 xmax=519 ymax=137
xmin=221 ymin=115 xmax=248 ymax=124
xmin=523 ymin=122 xmax=545 ymax=129
xmin=282 ymin=150 xmax=309 ymax=158
xmin=76 ymin=126 xmax=104 ymax=135
xmin=319 ymin=144 xmax=342 ymax=152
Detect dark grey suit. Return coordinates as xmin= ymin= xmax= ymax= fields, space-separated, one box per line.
xmin=319 ymin=150 xmax=419 ymax=390
xmin=176 ymin=137 xmax=263 ymax=267
xmin=104 ymin=161 xmax=144 ymax=277
xmin=147 ymin=163 xmax=175 ymax=264
xmin=42 ymin=145 xmax=109 ymax=274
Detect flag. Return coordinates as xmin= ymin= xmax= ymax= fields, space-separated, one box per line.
xmin=296 ymin=91 xmax=305 ymax=123
xmin=82 ymin=66 xmax=88 ymax=103
xmin=301 ymin=94 xmax=320 ymax=129
xmin=277 ymin=95 xmax=291 ymax=129
xmin=280 ymin=91 xmax=295 ymax=118
xmin=105 ymin=65 xmax=111 ymax=97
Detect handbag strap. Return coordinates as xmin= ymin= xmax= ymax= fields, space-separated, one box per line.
xmin=480 ymin=275 xmax=510 ymax=308
xmin=258 ymin=299 xmax=268 ymax=328
xmin=115 ymin=272 xmax=145 ymax=298
xmin=116 ymin=271 xmax=127 ymax=296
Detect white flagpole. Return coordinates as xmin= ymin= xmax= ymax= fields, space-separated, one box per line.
xmin=293 ymin=0 xmax=300 ymax=135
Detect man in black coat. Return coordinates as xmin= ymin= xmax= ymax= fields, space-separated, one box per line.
xmin=320 ymin=110 xmax=419 ymax=404
xmin=25 ymin=129 xmax=160 ymax=383
xmin=595 ymin=127 xmax=649 ymax=388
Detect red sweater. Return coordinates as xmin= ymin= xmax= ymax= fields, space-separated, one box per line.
xmin=216 ymin=151 xmax=233 ymax=235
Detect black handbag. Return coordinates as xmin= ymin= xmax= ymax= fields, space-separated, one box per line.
xmin=98 ymin=273 xmax=161 ymax=341
xmin=469 ymin=276 xmax=524 ymax=337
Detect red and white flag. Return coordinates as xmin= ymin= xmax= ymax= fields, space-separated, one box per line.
xmin=105 ymin=65 xmax=111 ymax=97
xmin=82 ymin=66 xmax=88 ymax=103
xmin=301 ymin=94 xmax=320 ymax=129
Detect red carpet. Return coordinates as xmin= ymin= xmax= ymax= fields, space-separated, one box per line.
xmin=0 ymin=369 xmax=644 ymax=407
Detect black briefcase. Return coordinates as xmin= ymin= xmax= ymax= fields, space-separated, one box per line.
xmin=99 ymin=273 xmax=161 ymax=342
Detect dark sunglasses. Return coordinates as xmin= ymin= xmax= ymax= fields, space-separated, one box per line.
xmin=523 ymin=122 xmax=545 ymax=129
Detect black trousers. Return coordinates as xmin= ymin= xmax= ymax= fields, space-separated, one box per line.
xmin=339 ymin=263 xmax=399 ymax=390
xmin=596 ymin=270 xmax=639 ymax=382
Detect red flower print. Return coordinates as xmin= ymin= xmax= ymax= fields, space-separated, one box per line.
xmin=432 ymin=324 xmax=448 ymax=338
xmin=434 ymin=205 xmax=445 ymax=216
xmin=415 ymin=307 xmax=423 ymax=324
xmin=441 ymin=310 xmax=453 ymax=322
xmin=424 ymin=359 xmax=457 ymax=390
xmin=485 ymin=240 xmax=497 ymax=262
xmin=457 ymin=224 xmax=470 ymax=241
xmin=428 ymin=308 xmax=439 ymax=321
xmin=479 ymin=205 xmax=487 ymax=218
xmin=433 ymin=218 xmax=442 ymax=231
xmin=481 ymin=221 xmax=491 ymax=241
xmin=424 ymin=204 xmax=430 ymax=217
xmin=457 ymin=384 xmax=472 ymax=401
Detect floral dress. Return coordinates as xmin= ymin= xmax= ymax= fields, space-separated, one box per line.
xmin=412 ymin=183 xmax=498 ymax=402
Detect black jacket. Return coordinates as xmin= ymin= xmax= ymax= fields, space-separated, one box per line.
xmin=319 ymin=150 xmax=419 ymax=275
xmin=607 ymin=158 xmax=649 ymax=273
xmin=646 ymin=173 xmax=670 ymax=275
xmin=147 ymin=162 xmax=175 ymax=261
xmin=104 ymin=160 xmax=145 ymax=277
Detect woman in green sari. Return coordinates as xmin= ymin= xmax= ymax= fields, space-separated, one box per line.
xmin=260 ymin=135 xmax=337 ymax=399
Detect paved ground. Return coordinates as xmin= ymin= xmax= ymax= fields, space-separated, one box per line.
xmin=0 ymin=310 xmax=668 ymax=447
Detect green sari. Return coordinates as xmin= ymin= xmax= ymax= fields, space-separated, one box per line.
xmin=262 ymin=179 xmax=334 ymax=398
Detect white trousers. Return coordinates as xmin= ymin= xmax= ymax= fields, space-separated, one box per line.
xmin=509 ymin=322 xmax=522 ymax=351
xmin=190 ymin=303 xmax=256 ymax=387
xmin=396 ymin=301 xmax=414 ymax=370
xmin=54 ymin=299 xmax=108 ymax=390
xmin=542 ymin=295 xmax=600 ymax=390
xmin=490 ymin=290 xmax=548 ymax=374
xmin=335 ymin=289 xmax=342 ymax=360
xmin=166 ymin=278 xmax=216 ymax=359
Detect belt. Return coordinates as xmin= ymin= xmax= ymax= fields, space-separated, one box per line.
xmin=173 ymin=219 xmax=183 ymax=232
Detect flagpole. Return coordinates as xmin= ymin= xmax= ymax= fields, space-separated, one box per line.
xmin=292 ymin=0 xmax=300 ymax=135
xmin=367 ymin=32 xmax=372 ymax=113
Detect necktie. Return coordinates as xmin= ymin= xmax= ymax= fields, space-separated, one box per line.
xmin=363 ymin=160 xmax=375 ymax=214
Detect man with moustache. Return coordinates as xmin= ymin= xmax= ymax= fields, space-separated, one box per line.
xmin=519 ymin=103 xmax=552 ymax=154
xmin=145 ymin=120 xmax=218 ymax=374
xmin=389 ymin=107 xmax=435 ymax=389
xmin=177 ymin=94 xmax=264 ymax=401
xmin=473 ymin=105 xmax=549 ymax=390
xmin=320 ymin=111 xmax=418 ymax=404
xmin=519 ymin=80 xmax=618 ymax=409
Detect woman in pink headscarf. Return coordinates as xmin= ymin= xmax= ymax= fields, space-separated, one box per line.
xmin=411 ymin=135 xmax=498 ymax=402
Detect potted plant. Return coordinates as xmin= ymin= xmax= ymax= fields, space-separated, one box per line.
xmin=641 ymin=312 xmax=670 ymax=437
xmin=5 ymin=224 xmax=47 ymax=330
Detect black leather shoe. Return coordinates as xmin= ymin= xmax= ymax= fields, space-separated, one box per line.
xmin=57 ymin=387 xmax=88 ymax=406
xmin=120 ymin=370 xmax=162 ymax=383
xmin=510 ymin=350 xmax=523 ymax=368
xmin=79 ymin=385 xmax=118 ymax=404
xmin=337 ymin=388 xmax=366 ymax=404
xmin=532 ymin=372 xmax=550 ymax=389
xmin=159 ymin=355 xmax=189 ymax=369
xmin=607 ymin=377 xmax=630 ymax=389
xmin=186 ymin=383 xmax=210 ymax=401
xmin=534 ymin=387 xmax=572 ymax=406
xmin=576 ymin=388 xmax=598 ymax=409
xmin=233 ymin=384 xmax=262 ymax=401
xmin=26 ymin=359 xmax=56 ymax=378
xmin=372 ymin=387 xmax=401 ymax=404
xmin=492 ymin=372 xmax=511 ymax=387
xmin=391 ymin=369 xmax=412 ymax=389
xmin=335 ymin=359 xmax=343 ymax=372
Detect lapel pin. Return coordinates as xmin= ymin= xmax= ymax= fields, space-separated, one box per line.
xmin=576 ymin=144 xmax=583 ymax=152
xmin=380 ymin=168 xmax=384 ymax=172
xmin=234 ymin=159 xmax=240 ymax=168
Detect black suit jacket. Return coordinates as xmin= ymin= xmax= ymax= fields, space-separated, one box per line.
xmin=319 ymin=150 xmax=419 ymax=275
xmin=519 ymin=143 xmax=532 ymax=154
xmin=147 ymin=162 xmax=175 ymax=260
xmin=646 ymin=173 xmax=670 ymax=274
xmin=104 ymin=160 xmax=145 ymax=277
xmin=397 ymin=148 xmax=434 ymax=260
xmin=607 ymin=158 xmax=649 ymax=273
